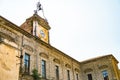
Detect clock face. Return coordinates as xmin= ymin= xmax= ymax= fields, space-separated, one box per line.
xmin=40 ymin=30 xmax=45 ymax=38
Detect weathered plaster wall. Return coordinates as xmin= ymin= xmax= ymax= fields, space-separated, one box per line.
xmin=0 ymin=43 xmax=19 ymax=80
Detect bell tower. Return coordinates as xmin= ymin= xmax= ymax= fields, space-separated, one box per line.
xmin=20 ymin=1 xmax=51 ymax=43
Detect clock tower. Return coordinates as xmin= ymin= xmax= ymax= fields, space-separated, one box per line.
xmin=20 ymin=1 xmax=50 ymax=43
xmin=20 ymin=14 xmax=51 ymax=43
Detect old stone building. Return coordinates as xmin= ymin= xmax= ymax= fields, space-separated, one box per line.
xmin=80 ymin=55 xmax=120 ymax=80
xmin=0 ymin=14 xmax=120 ymax=80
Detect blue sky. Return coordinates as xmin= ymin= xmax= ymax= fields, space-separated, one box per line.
xmin=0 ymin=0 xmax=120 ymax=68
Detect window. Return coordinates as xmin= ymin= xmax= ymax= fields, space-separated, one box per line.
xmin=42 ymin=60 xmax=46 ymax=78
xmin=87 ymin=74 xmax=92 ymax=80
xmin=55 ymin=65 xmax=59 ymax=80
xmin=102 ymin=70 xmax=109 ymax=80
xmin=24 ymin=53 xmax=30 ymax=74
xmin=76 ymin=74 xmax=79 ymax=80
xmin=67 ymin=70 xmax=70 ymax=80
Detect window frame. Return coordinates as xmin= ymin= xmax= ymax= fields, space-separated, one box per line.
xmin=87 ymin=73 xmax=93 ymax=80
xmin=55 ymin=65 xmax=59 ymax=80
xmin=76 ymin=73 xmax=79 ymax=80
xmin=102 ymin=70 xmax=109 ymax=80
xmin=24 ymin=53 xmax=30 ymax=74
xmin=41 ymin=59 xmax=46 ymax=78
xmin=67 ymin=70 xmax=70 ymax=80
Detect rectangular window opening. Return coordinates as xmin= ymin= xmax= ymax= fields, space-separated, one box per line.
xmin=76 ymin=74 xmax=79 ymax=80
xmin=87 ymin=74 xmax=92 ymax=80
xmin=102 ymin=70 xmax=109 ymax=80
xmin=41 ymin=60 xmax=46 ymax=78
xmin=55 ymin=65 xmax=59 ymax=80
xmin=24 ymin=53 xmax=30 ymax=74
xmin=67 ymin=70 xmax=70 ymax=80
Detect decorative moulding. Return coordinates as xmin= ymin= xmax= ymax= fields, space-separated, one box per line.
xmin=84 ymin=68 xmax=93 ymax=73
xmin=23 ymin=44 xmax=33 ymax=52
xmin=53 ymin=58 xmax=60 ymax=64
xmin=98 ymin=65 xmax=108 ymax=69
xmin=65 ymin=63 xmax=71 ymax=69
xmin=39 ymin=52 xmax=49 ymax=59
xmin=75 ymin=68 xmax=80 ymax=72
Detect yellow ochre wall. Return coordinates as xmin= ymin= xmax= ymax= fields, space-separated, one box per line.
xmin=0 ymin=43 xmax=20 ymax=80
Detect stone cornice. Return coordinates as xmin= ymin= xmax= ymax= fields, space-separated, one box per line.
xmin=81 ymin=54 xmax=119 ymax=64
xmin=0 ymin=16 xmax=33 ymax=38
xmin=0 ymin=38 xmax=20 ymax=51
xmin=24 ymin=14 xmax=51 ymax=30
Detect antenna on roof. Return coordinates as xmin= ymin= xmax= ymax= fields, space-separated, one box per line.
xmin=34 ymin=0 xmax=48 ymax=22
xmin=34 ymin=1 xmax=42 ymax=14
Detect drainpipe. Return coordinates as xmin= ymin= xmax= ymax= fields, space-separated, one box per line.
xmin=19 ymin=35 xmax=24 ymax=80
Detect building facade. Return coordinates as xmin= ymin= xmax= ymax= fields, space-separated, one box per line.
xmin=0 ymin=14 xmax=120 ymax=80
